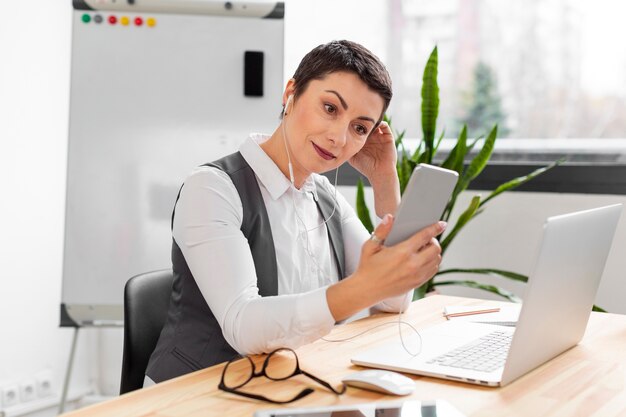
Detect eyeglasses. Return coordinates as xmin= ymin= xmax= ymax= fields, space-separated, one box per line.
xmin=218 ymin=347 xmax=346 ymax=404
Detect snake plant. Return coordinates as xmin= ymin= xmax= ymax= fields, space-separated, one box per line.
xmin=356 ymin=46 xmax=570 ymax=305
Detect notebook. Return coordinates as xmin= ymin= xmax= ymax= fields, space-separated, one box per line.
xmin=352 ymin=204 xmax=622 ymax=386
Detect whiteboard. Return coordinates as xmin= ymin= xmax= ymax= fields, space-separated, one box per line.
xmin=62 ymin=2 xmax=284 ymax=325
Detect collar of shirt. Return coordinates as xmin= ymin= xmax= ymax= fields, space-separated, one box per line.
xmin=239 ymin=133 xmax=319 ymax=201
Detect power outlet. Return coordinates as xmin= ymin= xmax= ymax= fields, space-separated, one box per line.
xmin=35 ymin=371 xmax=53 ymax=398
xmin=19 ymin=380 xmax=37 ymax=402
xmin=1 ymin=384 xmax=20 ymax=408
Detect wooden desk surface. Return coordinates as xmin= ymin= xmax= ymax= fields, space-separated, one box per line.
xmin=62 ymin=295 xmax=626 ymax=417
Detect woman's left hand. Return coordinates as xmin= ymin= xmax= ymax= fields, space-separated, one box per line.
xmin=349 ymin=121 xmax=397 ymax=182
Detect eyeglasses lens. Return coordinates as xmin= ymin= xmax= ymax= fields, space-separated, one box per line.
xmin=265 ymin=349 xmax=298 ymax=380
xmin=223 ymin=357 xmax=254 ymax=389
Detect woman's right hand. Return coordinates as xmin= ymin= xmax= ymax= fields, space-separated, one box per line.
xmin=355 ymin=214 xmax=447 ymax=301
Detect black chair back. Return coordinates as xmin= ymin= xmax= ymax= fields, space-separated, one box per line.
xmin=120 ymin=269 xmax=173 ymax=394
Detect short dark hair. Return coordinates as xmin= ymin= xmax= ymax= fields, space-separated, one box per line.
xmin=287 ymin=40 xmax=392 ymax=124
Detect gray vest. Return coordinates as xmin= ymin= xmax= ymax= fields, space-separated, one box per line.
xmin=146 ymin=152 xmax=346 ymax=383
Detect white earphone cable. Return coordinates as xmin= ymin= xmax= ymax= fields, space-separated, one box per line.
xmin=321 ymin=304 xmax=422 ymax=357
xmin=282 ymin=97 xmax=340 ymax=282
xmin=282 ymin=96 xmax=420 ymax=357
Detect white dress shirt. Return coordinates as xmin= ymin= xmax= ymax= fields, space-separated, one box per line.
xmin=173 ymin=133 xmax=412 ymax=355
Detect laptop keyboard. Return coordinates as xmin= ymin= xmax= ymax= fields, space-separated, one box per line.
xmin=426 ymin=330 xmax=512 ymax=373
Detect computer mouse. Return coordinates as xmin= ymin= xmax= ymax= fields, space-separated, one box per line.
xmin=341 ymin=370 xmax=416 ymax=396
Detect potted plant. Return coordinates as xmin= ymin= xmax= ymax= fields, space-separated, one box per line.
xmin=356 ymin=46 xmax=563 ymax=303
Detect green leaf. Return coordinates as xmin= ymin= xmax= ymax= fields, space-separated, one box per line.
xmin=592 ymin=305 xmax=607 ymax=313
xmin=410 ymin=141 xmax=423 ymax=163
xmin=461 ymin=124 xmax=498 ymax=187
xmin=436 ymin=268 xmax=528 ymax=283
xmin=441 ymin=195 xmax=481 ymax=254
xmin=468 ymin=135 xmax=483 ymax=152
xmin=440 ymin=126 xmax=467 ymax=222
xmin=395 ymin=129 xmax=407 ymax=148
xmin=434 ymin=280 xmax=522 ymax=303
xmin=421 ymin=46 xmax=439 ymax=163
xmin=434 ymin=128 xmax=446 ymax=155
xmin=441 ymin=125 xmax=468 ymax=174
xmin=417 ymin=151 xmax=431 ymax=165
xmin=412 ymin=283 xmax=429 ymax=301
xmin=480 ymin=159 xmax=564 ymax=207
xmin=398 ymin=156 xmax=414 ymax=194
xmin=450 ymin=126 xmax=497 ymax=205
xmin=356 ymin=179 xmax=374 ymax=233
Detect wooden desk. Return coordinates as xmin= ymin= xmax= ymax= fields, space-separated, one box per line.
xmin=62 ymin=295 xmax=626 ymax=417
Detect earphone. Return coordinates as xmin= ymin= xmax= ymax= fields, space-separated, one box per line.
xmin=284 ymin=94 xmax=293 ymax=114
xmin=283 ymin=95 xmax=296 ymax=184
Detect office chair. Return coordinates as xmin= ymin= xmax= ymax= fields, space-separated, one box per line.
xmin=120 ymin=269 xmax=173 ymax=394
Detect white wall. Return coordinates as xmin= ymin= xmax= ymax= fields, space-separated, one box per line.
xmin=0 ymin=1 xmax=99 ymax=415
xmin=283 ymin=0 xmax=388 ymax=84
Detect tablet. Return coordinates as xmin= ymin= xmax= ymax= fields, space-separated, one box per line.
xmin=254 ymin=399 xmax=466 ymax=417
xmin=385 ymin=164 xmax=458 ymax=246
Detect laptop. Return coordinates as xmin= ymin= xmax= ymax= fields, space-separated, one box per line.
xmin=352 ymin=204 xmax=622 ymax=387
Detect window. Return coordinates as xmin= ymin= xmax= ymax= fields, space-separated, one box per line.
xmin=389 ymin=0 xmax=626 ymax=141
xmin=287 ymin=0 xmax=626 ymax=193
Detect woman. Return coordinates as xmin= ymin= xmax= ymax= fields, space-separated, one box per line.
xmin=145 ymin=40 xmax=445 ymax=385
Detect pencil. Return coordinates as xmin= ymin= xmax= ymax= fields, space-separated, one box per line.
xmin=444 ymin=307 xmax=501 ymax=318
